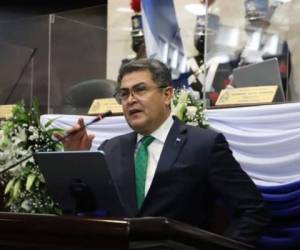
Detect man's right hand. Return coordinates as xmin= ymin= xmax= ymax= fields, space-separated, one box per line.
xmin=55 ymin=118 xmax=95 ymax=151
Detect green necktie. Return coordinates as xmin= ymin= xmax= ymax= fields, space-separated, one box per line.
xmin=135 ymin=135 xmax=155 ymax=209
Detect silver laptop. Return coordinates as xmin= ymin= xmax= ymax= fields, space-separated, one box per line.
xmin=232 ymin=58 xmax=285 ymax=102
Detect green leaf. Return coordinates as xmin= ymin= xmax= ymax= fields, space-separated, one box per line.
xmin=4 ymin=179 xmax=15 ymax=194
xmin=44 ymin=116 xmax=62 ymax=128
xmin=174 ymin=103 xmax=186 ymax=120
xmin=26 ymin=174 xmax=36 ymax=191
xmin=47 ymin=128 xmax=64 ymax=134
xmin=6 ymin=198 xmax=13 ymax=207
xmin=13 ymin=180 xmax=21 ymax=199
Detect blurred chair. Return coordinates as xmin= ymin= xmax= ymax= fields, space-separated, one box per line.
xmin=61 ymin=79 xmax=117 ymax=115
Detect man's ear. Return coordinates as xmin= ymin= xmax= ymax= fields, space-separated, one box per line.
xmin=164 ymin=86 xmax=173 ymax=106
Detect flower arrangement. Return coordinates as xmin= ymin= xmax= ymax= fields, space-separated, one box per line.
xmin=0 ymin=101 xmax=62 ymax=214
xmin=172 ymin=88 xmax=208 ymax=128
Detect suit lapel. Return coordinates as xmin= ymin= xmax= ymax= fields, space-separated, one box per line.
xmin=119 ymin=132 xmax=138 ymax=216
xmin=156 ymin=118 xmax=187 ymax=174
xmin=142 ymin=118 xmax=187 ymax=206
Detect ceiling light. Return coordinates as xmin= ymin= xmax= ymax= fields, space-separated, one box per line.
xmin=117 ymin=7 xmax=133 ymax=13
xmin=184 ymin=4 xmax=207 ymax=16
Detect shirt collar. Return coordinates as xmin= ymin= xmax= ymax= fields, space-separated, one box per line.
xmin=137 ymin=114 xmax=174 ymax=144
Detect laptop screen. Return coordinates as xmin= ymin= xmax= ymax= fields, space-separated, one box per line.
xmin=232 ymin=58 xmax=285 ymax=102
xmin=34 ymin=151 xmax=125 ymax=216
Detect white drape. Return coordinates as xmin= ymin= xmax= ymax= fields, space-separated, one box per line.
xmin=205 ymin=103 xmax=300 ymax=186
xmin=41 ymin=102 xmax=300 ymax=187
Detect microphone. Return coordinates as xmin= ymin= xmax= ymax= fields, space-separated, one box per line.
xmin=82 ymin=110 xmax=113 ymax=127
xmin=0 ymin=110 xmax=113 ymax=175
xmin=63 ymin=110 xmax=113 ymax=138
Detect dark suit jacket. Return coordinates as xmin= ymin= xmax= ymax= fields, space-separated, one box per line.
xmin=99 ymin=118 xmax=269 ymax=245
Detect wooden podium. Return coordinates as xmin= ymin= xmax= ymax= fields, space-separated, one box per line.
xmin=0 ymin=212 xmax=254 ymax=250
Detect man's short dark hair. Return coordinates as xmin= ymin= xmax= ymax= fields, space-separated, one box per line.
xmin=117 ymin=58 xmax=172 ymax=87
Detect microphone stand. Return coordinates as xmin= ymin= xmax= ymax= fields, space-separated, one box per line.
xmin=0 ymin=110 xmax=112 ymax=175
xmin=5 ymin=48 xmax=38 ymax=104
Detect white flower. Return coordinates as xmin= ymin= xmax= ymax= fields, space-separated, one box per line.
xmin=171 ymin=88 xmax=206 ymax=129
xmin=28 ymin=126 xmax=40 ymax=141
xmin=29 ymin=133 xmax=39 ymax=141
xmin=177 ymin=89 xmax=189 ymax=103
xmin=187 ymin=121 xmax=198 ymax=126
xmin=21 ymin=199 xmax=31 ymax=211
xmin=14 ymin=127 xmax=27 ymax=144
xmin=0 ymin=151 xmax=10 ymax=163
xmin=28 ymin=126 xmax=36 ymax=132
xmin=27 ymin=157 xmax=35 ymax=164
xmin=186 ymin=106 xmax=197 ymax=119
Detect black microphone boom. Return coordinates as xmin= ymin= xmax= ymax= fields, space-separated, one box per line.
xmin=62 ymin=110 xmax=113 ymax=138
xmin=84 ymin=110 xmax=113 ymax=127
xmin=0 ymin=110 xmax=113 ymax=175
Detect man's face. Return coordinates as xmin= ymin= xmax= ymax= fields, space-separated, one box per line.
xmin=120 ymin=70 xmax=173 ymax=135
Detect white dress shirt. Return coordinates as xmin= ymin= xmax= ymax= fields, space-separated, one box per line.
xmin=136 ymin=114 xmax=174 ymax=195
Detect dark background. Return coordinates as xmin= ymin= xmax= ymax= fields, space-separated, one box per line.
xmin=0 ymin=0 xmax=109 ymax=113
xmin=0 ymin=1 xmax=107 ymax=21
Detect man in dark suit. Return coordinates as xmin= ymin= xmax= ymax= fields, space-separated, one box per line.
xmin=61 ymin=58 xmax=269 ymax=246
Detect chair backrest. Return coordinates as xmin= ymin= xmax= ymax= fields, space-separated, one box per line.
xmin=62 ymin=79 xmax=117 ymax=114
